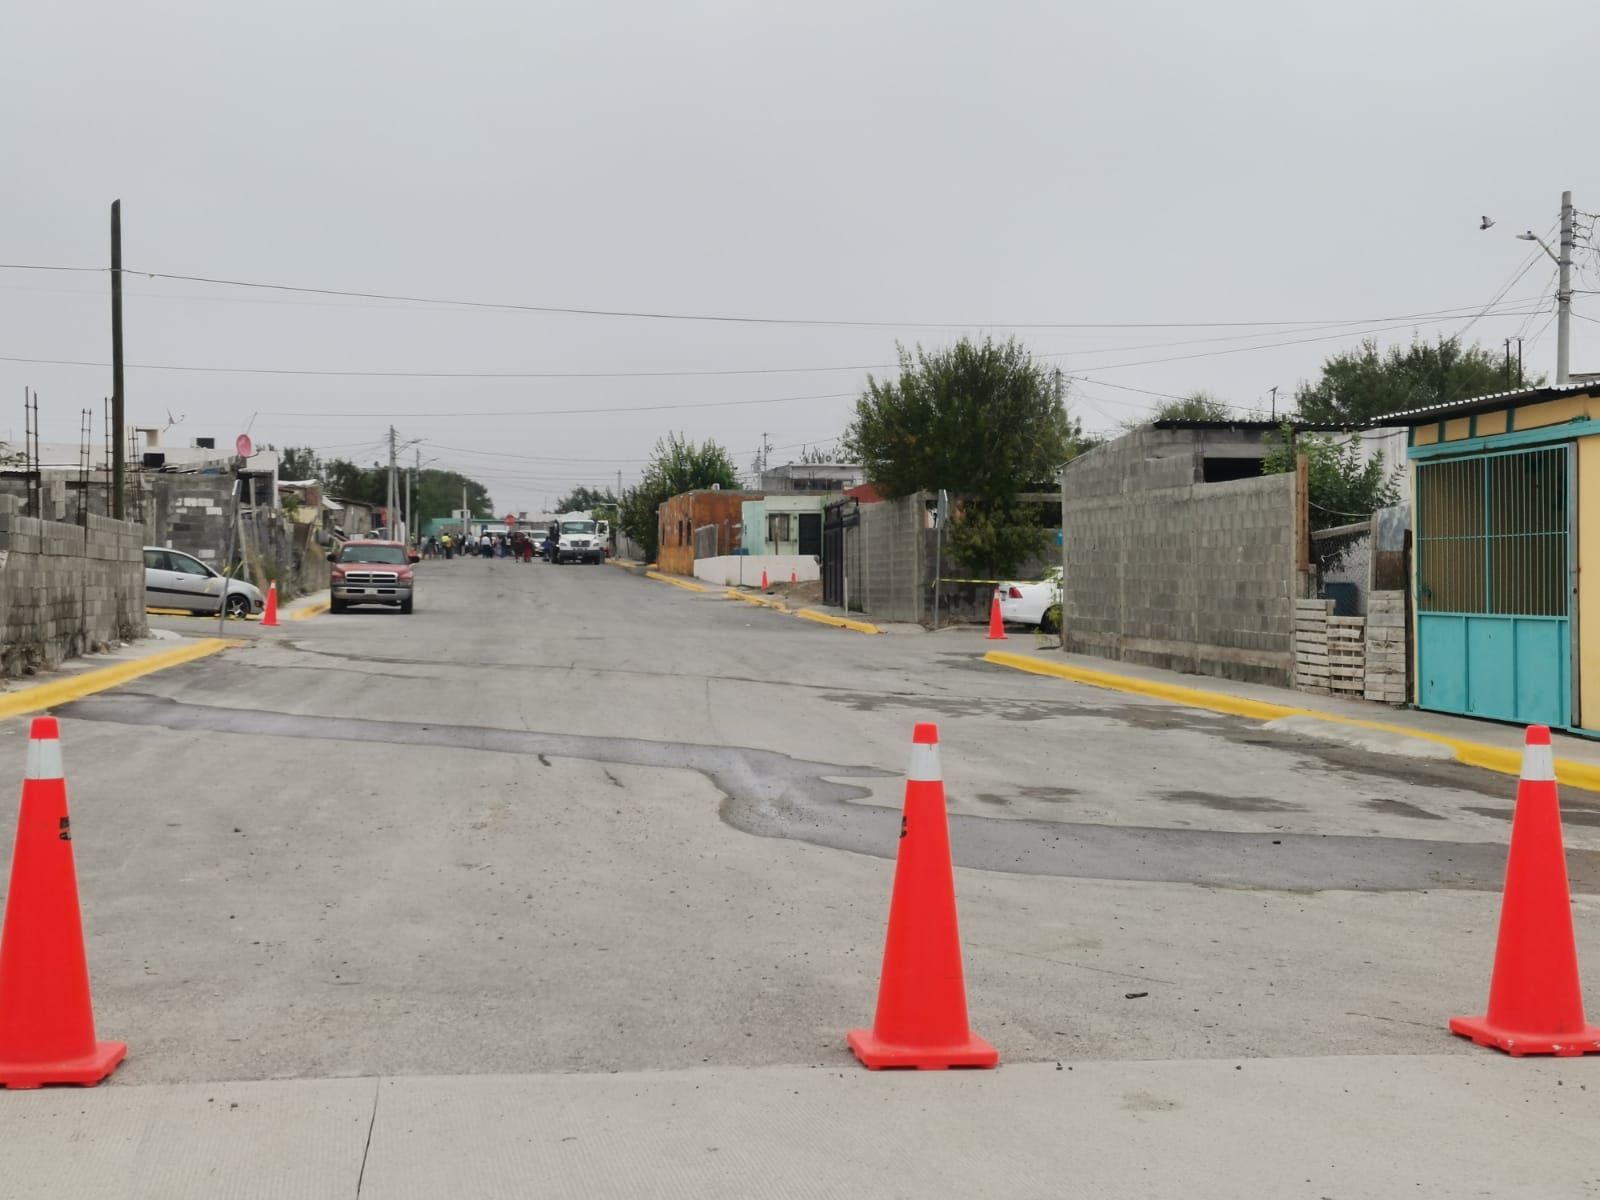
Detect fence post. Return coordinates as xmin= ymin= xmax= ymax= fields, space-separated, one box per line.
xmin=1296 ymin=453 xmax=1310 ymax=573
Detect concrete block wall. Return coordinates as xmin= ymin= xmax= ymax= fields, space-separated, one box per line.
xmin=142 ymin=474 xmax=236 ymax=563
xmin=845 ymin=494 xmax=927 ymax=623
xmin=1060 ymin=428 xmax=1204 ymax=500
xmin=0 ymin=494 xmax=148 ymax=676
xmin=1063 ymin=472 xmax=1299 ymax=685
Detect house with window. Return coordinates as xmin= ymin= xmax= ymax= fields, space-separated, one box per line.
xmin=739 ymin=495 xmax=826 ymax=557
xmin=1382 ymin=382 xmax=1600 ymax=733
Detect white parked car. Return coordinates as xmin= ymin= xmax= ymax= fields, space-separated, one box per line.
xmin=997 ymin=566 xmax=1062 ymax=630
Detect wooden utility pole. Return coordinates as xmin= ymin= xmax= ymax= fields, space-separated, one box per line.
xmin=110 ymin=200 xmax=126 ymax=519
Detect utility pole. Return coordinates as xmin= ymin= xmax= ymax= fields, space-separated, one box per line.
xmin=386 ymin=425 xmax=398 ymax=539
xmin=1557 ymin=189 xmax=1573 ymax=385
xmin=1269 ymin=386 xmax=1278 ymax=421
xmin=409 ymin=448 xmax=421 ymax=545
xmin=110 ymin=200 xmax=125 ymax=519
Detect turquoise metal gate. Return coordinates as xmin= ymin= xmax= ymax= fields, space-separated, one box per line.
xmin=1415 ymin=444 xmax=1573 ymax=727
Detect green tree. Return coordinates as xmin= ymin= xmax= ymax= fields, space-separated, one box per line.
xmin=554 ymin=485 xmax=619 ymax=514
xmin=317 ymin=458 xmax=493 ymax=526
xmin=1294 ymin=336 xmax=1530 ymax=425
xmin=279 ymin=446 xmax=323 ymax=480
xmin=1150 ymin=391 xmax=1234 ymax=422
xmin=619 ymin=434 xmax=740 ymax=563
xmin=1261 ymin=425 xmax=1400 ymax=530
xmin=843 ymin=337 xmax=1074 ymax=577
xmin=413 ymin=469 xmax=493 ymax=525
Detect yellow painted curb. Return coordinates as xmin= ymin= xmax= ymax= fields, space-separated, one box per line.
xmin=608 ymin=558 xmax=638 ymax=568
xmin=645 ymin=571 xmax=708 ymax=593
xmin=289 ymin=597 xmax=331 ymax=621
xmin=726 ymin=589 xmax=789 ymax=612
xmin=0 ymin=638 xmax=239 ymax=721
xmin=147 ymin=607 xmax=258 ymax=622
xmin=796 ymin=608 xmax=881 ymax=635
xmin=983 ymin=651 xmax=1600 ymax=794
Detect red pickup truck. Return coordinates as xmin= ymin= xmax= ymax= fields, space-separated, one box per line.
xmin=330 ymin=540 xmax=415 ymax=614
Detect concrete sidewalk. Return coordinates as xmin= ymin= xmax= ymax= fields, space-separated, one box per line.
xmin=0 ymin=629 xmax=235 ymax=721
xmin=983 ymin=640 xmax=1600 ymax=790
xmin=2 ymin=1055 xmax=1592 ymax=1198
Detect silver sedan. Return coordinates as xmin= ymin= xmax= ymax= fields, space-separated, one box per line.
xmin=144 ymin=547 xmax=266 ymax=617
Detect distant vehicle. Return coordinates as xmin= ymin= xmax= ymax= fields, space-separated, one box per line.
xmin=551 ymin=512 xmax=604 ymax=565
xmin=997 ymin=566 xmax=1062 ymax=630
xmin=144 ymin=547 xmax=266 ymax=617
xmin=330 ymin=540 xmax=415 ymax=613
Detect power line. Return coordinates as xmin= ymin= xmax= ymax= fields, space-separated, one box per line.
xmin=0 ymin=260 xmax=1562 ymax=331
xmin=0 ymin=301 xmax=1541 ymax=384
xmin=256 ymin=389 xmax=859 ymax=419
xmin=1048 ymin=309 xmax=1543 ymax=375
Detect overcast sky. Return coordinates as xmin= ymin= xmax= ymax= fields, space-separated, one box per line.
xmin=4 ymin=0 xmax=1598 ymax=514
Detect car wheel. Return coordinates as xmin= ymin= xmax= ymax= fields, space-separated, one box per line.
xmin=400 ymin=598 xmax=414 ymax=614
xmin=330 ymin=598 xmax=347 ymax=614
xmin=225 ymin=593 xmax=251 ymax=618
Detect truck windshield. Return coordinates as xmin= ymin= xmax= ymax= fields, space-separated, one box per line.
xmin=561 ymin=521 xmax=597 ymax=535
xmin=341 ymin=545 xmax=408 ymax=564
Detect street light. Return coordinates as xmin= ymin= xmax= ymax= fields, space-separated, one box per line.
xmin=1503 ymin=191 xmax=1575 ymax=385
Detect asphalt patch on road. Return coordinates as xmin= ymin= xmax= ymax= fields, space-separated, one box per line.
xmin=61 ymin=694 xmax=1599 ymax=894
xmin=1160 ymin=789 xmax=1303 ymax=814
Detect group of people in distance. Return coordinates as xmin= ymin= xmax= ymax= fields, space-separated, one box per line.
xmin=419 ymin=531 xmax=543 ymax=562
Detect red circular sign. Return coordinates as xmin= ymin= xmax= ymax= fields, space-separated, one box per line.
xmin=505 ymin=513 xmax=516 ymax=526
xmin=236 ymin=434 xmax=254 ymax=458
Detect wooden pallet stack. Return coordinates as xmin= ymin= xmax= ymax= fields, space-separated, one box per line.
xmin=1363 ymin=590 xmax=1409 ymax=705
xmin=1327 ymin=615 xmax=1367 ymax=697
xmin=1294 ymin=598 xmax=1334 ymax=693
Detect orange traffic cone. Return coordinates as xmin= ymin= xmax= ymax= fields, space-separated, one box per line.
xmin=0 ymin=718 xmax=126 ymax=1088
xmin=790 ymin=569 xmax=798 ymax=585
xmin=1450 ymin=725 xmax=1600 ymax=1056
xmin=985 ymin=591 xmax=1007 ymax=640
xmin=761 ymin=569 xmax=769 ymax=590
xmin=849 ymin=723 xmax=997 ymax=1070
xmin=261 ymin=581 xmax=279 ymax=627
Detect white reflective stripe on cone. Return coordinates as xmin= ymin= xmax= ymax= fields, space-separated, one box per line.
xmin=25 ymin=737 xmax=64 ymax=781
xmin=1522 ymin=743 xmax=1556 ymax=783
xmin=908 ymin=742 xmax=942 ymax=782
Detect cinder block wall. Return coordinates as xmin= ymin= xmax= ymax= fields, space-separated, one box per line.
xmin=846 ymin=493 xmax=927 ymax=623
xmin=1063 ymin=472 xmax=1299 ymax=685
xmin=142 ymin=475 xmax=236 ymax=564
xmin=0 ymin=494 xmax=149 ymax=676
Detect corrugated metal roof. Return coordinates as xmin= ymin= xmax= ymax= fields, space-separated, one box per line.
xmin=1371 ymin=382 xmax=1599 ymax=426
xmin=1149 ymin=419 xmax=1351 ymax=432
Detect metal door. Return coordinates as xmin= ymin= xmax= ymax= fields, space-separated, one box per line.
xmin=797 ymin=512 xmax=822 ymax=557
xmin=822 ymin=499 xmax=857 ymax=607
xmin=1415 ymin=444 xmax=1573 ymax=727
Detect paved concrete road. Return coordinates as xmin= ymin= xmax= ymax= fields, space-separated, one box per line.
xmin=3 ymin=558 xmax=1596 ymax=1196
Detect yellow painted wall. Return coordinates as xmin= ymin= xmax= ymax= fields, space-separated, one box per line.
xmin=1581 ymin=438 xmax=1600 ymax=729
xmin=1517 ymin=394 xmax=1599 ymax=430
xmin=1476 ymin=410 xmax=1508 ymax=436
xmin=1414 ymin=424 xmax=1439 ymax=446
xmin=1444 ymin=417 xmax=1473 ymax=442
